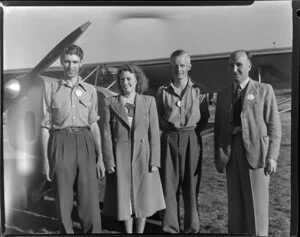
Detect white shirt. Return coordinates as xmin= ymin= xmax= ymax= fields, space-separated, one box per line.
xmin=239 ymin=77 xmax=250 ymax=90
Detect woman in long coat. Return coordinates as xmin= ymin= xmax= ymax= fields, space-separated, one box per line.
xmin=99 ymin=64 xmax=166 ymax=233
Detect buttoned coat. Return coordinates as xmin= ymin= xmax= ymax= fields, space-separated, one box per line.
xmin=214 ymin=78 xmax=281 ymax=169
xmin=99 ymin=94 xmax=166 ymax=220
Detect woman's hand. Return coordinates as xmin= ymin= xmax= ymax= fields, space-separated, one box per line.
xmin=107 ymin=166 xmax=116 ymax=174
xmin=150 ymin=166 xmax=159 ymax=172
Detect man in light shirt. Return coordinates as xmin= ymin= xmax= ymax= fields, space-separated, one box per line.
xmin=41 ymin=44 xmax=105 ymax=234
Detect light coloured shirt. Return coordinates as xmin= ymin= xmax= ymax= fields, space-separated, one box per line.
xmin=155 ymin=78 xmax=210 ymax=131
xmin=120 ymin=94 xmax=136 ymax=128
xmin=41 ymin=77 xmax=99 ymax=129
xmin=234 ymin=77 xmax=250 ymax=90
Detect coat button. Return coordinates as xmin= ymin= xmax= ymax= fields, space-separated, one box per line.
xmin=141 ymin=139 xmax=144 ymax=143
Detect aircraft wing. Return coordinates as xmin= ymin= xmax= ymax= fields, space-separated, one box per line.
xmin=3 ymin=46 xmax=292 ymax=95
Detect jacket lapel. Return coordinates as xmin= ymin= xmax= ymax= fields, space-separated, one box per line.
xmin=133 ymin=94 xmax=147 ymax=131
xmin=110 ymin=96 xmax=130 ymax=127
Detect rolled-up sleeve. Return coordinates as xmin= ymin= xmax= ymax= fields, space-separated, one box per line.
xmin=41 ymin=80 xmax=52 ymax=129
xmin=88 ymin=86 xmax=100 ymax=125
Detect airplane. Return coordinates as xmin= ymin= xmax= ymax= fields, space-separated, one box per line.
xmin=1 ymin=21 xmax=292 ymax=227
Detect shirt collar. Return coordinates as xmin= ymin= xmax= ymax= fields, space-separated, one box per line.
xmin=168 ymin=77 xmax=194 ymax=90
xmin=239 ymin=77 xmax=250 ymax=90
xmin=61 ymin=76 xmax=87 ymax=91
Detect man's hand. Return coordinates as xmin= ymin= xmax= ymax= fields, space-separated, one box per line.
xmin=215 ymin=161 xmax=225 ymax=173
xmin=264 ymin=159 xmax=277 ymax=176
xmin=96 ymin=157 xmax=106 ymax=178
xmin=43 ymin=158 xmax=51 ymax=182
xmin=214 ymin=147 xmax=230 ymax=173
xmin=150 ymin=166 xmax=159 ymax=172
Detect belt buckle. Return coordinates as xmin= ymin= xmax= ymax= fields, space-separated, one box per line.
xmin=72 ymin=127 xmax=80 ymax=133
xmin=66 ymin=127 xmax=76 ymax=134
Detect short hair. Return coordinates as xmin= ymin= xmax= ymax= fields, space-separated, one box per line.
xmin=117 ymin=64 xmax=149 ymax=94
xmin=170 ymin=49 xmax=191 ymax=63
xmin=60 ymin=44 xmax=84 ymax=61
xmin=230 ymin=50 xmax=252 ymax=64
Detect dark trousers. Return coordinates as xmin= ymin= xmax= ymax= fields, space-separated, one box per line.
xmin=160 ymin=129 xmax=201 ymax=233
xmin=226 ymin=133 xmax=269 ymax=236
xmin=48 ymin=128 xmax=101 ymax=234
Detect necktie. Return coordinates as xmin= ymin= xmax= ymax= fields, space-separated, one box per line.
xmin=125 ymin=103 xmax=135 ymax=117
xmin=235 ymin=85 xmax=242 ymax=103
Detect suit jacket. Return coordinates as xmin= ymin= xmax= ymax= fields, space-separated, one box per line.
xmin=99 ymin=94 xmax=165 ymax=220
xmin=214 ymin=78 xmax=281 ymax=169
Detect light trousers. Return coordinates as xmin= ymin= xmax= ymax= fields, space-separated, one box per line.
xmin=226 ymin=133 xmax=270 ymax=236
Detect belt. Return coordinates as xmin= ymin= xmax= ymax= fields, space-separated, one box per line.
xmin=165 ymin=126 xmax=196 ymax=134
xmin=52 ymin=126 xmax=89 ymax=134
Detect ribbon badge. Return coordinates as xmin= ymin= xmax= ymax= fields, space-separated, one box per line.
xmin=176 ymin=100 xmax=184 ymax=107
xmin=247 ymin=93 xmax=255 ymax=101
xmin=75 ymin=89 xmax=83 ymax=97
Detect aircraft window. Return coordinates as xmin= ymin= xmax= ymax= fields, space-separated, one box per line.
xmin=25 ymin=111 xmax=35 ymax=141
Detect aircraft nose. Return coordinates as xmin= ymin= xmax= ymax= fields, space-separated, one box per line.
xmin=4 ymin=78 xmax=21 ymax=99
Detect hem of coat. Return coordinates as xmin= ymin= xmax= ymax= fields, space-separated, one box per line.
xmin=103 ymin=204 xmax=166 ymax=221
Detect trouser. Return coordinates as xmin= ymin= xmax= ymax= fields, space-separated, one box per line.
xmin=226 ymin=133 xmax=270 ymax=236
xmin=160 ymin=129 xmax=201 ymax=233
xmin=48 ymin=127 xmax=101 ymax=234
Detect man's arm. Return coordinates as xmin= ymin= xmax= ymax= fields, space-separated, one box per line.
xmin=41 ymin=127 xmax=51 ymax=181
xmin=41 ymin=80 xmax=52 ymax=181
xmin=88 ymin=86 xmax=105 ymax=177
xmin=196 ymin=93 xmax=210 ymax=134
xmin=213 ymin=92 xmax=229 ymax=173
xmin=264 ymin=84 xmax=282 ymax=160
xmin=155 ymin=87 xmax=172 ymax=131
xmin=90 ymin=122 xmax=105 ymax=178
xmin=264 ymin=85 xmax=282 ymax=175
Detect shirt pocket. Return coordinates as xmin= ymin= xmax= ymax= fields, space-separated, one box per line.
xmin=51 ymin=95 xmax=68 ymax=125
xmin=79 ymin=99 xmax=92 ymax=118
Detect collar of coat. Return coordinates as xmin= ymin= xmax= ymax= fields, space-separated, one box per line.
xmin=231 ymin=78 xmax=258 ymax=110
xmin=109 ymin=94 xmax=148 ymax=129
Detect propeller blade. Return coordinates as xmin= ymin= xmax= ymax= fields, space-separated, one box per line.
xmin=28 ymin=21 xmax=91 ymax=78
xmin=3 ymin=21 xmax=91 ymax=112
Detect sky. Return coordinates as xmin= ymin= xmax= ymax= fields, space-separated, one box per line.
xmin=3 ymin=1 xmax=292 ymax=70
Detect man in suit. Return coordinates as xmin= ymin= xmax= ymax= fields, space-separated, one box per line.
xmin=214 ymin=50 xmax=281 ymax=236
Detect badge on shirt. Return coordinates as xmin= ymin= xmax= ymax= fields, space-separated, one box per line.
xmin=75 ymin=89 xmax=83 ymax=97
xmin=176 ymin=100 xmax=184 ymax=107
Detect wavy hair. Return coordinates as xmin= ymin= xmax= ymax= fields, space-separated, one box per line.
xmin=116 ymin=64 xmax=149 ymax=94
xmin=60 ymin=44 xmax=84 ymax=61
